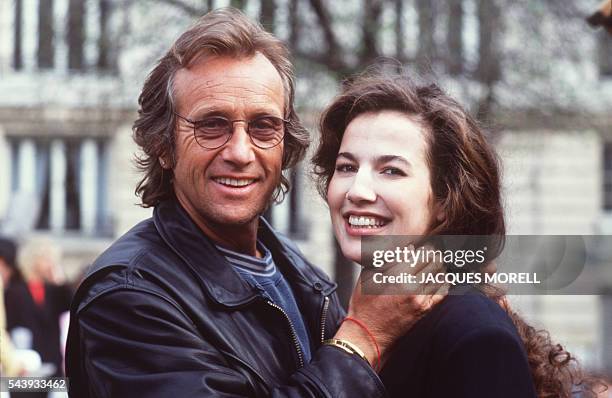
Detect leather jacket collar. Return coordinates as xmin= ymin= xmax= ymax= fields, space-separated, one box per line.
xmin=153 ymin=199 xmax=335 ymax=307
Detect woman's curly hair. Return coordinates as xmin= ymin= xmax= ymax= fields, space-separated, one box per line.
xmin=313 ymin=71 xmax=605 ymax=397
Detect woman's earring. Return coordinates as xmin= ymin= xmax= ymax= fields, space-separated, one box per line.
xmin=159 ymin=158 xmax=167 ymax=168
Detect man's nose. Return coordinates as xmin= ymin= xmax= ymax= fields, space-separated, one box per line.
xmin=220 ymin=122 xmax=256 ymax=166
xmin=346 ymin=170 xmax=377 ymax=204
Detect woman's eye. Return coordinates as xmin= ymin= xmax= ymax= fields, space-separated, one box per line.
xmin=381 ymin=167 xmax=406 ymax=176
xmin=335 ymin=164 xmax=356 ymax=173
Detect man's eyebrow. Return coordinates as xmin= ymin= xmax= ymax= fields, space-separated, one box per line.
xmin=189 ymin=104 xmax=232 ymax=118
xmin=190 ymin=104 xmax=283 ymax=119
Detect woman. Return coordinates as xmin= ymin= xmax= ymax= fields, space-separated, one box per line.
xmin=4 ymin=238 xmax=72 ymax=384
xmin=313 ymin=73 xmax=597 ymax=397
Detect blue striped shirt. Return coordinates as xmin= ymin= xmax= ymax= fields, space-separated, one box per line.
xmin=216 ymin=242 xmax=312 ymax=363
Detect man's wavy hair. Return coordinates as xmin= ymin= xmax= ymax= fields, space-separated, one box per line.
xmin=133 ymin=8 xmax=309 ymax=207
xmin=313 ymin=72 xmax=603 ymax=398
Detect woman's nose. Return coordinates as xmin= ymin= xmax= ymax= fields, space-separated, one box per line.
xmin=345 ymin=171 xmax=377 ymax=203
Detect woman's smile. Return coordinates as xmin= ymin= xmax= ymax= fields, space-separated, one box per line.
xmin=327 ymin=110 xmax=435 ymax=264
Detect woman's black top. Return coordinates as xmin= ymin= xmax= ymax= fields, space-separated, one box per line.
xmin=380 ymin=285 xmax=537 ymax=398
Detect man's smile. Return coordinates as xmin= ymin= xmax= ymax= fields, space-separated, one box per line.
xmin=212 ymin=176 xmax=258 ymax=187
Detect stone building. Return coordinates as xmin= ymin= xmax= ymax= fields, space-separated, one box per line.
xmin=0 ymin=0 xmax=611 ymax=376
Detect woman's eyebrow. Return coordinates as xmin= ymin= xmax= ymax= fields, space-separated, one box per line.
xmin=336 ymin=153 xmax=412 ymax=168
xmin=376 ymin=155 xmax=412 ymax=169
xmin=336 ymin=152 xmax=356 ymax=161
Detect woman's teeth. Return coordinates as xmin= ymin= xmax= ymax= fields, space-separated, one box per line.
xmin=348 ymin=215 xmax=386 ymax=228
xmin=214 ymin=177 xmax=255 ymax=187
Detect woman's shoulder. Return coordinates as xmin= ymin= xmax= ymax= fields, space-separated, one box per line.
xmin=437 ymin=286 xmax=513 ymax=327
xmin=381 ymin=285 xmax=535 ymax=397
xmin=388 ymin=285 xmax=521 ymax=358
xmin=382 ymin=285 xmax=531 ymax=375
xmin=421 ymin=285 xmax=526 ymax=361
xmin=382 ymin=286 xmax=536 ymax=398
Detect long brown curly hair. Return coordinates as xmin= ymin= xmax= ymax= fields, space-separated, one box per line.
xmin=313 ymin=71 xmax=604 ymax=397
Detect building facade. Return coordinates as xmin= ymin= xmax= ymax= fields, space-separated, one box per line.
xmin=1 ymin=0 xmax=611 ymax=375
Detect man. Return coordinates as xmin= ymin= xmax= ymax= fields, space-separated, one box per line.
xmin=66 ymin=8 xmax=443 ymax=397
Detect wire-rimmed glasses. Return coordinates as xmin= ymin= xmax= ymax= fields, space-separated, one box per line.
xmin=174 ymin=113 xmax=287 ymax=150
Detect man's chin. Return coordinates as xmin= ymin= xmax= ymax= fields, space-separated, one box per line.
xmin=208 ymin=208 xmax=265 ymax=226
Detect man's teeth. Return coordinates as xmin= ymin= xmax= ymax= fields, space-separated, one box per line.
xmin=214 ymin=177 xmax=255 ymax=187
xmin=348 ymin=215 xmax=386 ymax=228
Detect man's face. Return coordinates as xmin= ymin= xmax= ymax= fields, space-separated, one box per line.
xmin=170 ymin=53 xmax=285 ymax=240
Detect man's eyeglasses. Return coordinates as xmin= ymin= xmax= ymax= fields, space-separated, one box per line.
xmin=174 ymin=113 xmax=288 ymax=150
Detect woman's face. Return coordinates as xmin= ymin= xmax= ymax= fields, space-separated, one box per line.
xmin=327 ymin=110 xmax=437 ymax=264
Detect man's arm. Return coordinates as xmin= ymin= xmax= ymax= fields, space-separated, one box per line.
xmin=71 ymin=289 xmax=385 ymax=398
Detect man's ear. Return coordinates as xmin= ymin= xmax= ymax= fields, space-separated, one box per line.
xmin=159 ymin=156 xmax=171 ymax=169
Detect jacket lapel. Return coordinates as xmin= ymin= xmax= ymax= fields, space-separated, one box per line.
xmin=154 ymin=199 xmax=259 ymax=308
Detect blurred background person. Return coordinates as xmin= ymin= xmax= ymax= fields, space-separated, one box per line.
xmin=3 ymin=238 xmax=73 ymax=390
xmin=0 ymin=237 xmax=26 ymax=378
xmin=0 ymin=236 xmax=22 ymax=292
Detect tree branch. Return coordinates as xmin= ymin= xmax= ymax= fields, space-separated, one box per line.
xmin=360 ymin=0 xmax=384 ymax=65
xmin=306 ymin=0 xmax=346 ymax=70
xmin=394 ymin=0 xmax=404 ymax=60
xmin=294 ymin=49 xmax=358 ymax=77
xmin=288 ymin=0 xmax=299 ymax=49
xmin=153 ymin=0 xmax=200 ymax=16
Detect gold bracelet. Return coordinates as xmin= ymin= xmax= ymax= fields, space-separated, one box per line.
xmin=323 ymin=338 xmax=369 ymax=365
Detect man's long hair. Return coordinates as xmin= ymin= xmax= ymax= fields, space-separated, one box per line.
xmin=133 ymin=8 xmax=309 ymax=207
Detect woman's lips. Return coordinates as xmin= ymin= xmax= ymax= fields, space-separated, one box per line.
xmin=344 ymin=214 xmax=390 ymax=236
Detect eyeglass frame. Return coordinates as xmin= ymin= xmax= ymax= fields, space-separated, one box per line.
xmin=174 ymin=112 xmax=289 ymax=150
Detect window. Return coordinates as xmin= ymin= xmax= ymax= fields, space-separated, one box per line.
xmin=12 ymin=0 xmax=23 ymax=70
xmin=604 ymin=142 xmax=612 ymax=211
xmin=4 ymin=136 xmax=111 ymax=236
xmin=598 ymin=30 xmax=612 ymax=78
xmin=9 ymin=0 xmax=116 ymax=73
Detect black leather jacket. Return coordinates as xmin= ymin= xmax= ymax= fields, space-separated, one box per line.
xmin=66 ymin=199 xmax=385 ymax=397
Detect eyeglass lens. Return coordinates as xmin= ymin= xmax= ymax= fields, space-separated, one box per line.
xmin=193 ymin=116 xmax=285 ymax=149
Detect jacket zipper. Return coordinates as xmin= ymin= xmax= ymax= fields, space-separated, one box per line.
xmin=319 ymin=296 xmax=330 ymax=343
xmin=266 ymin=301 xmax=304 ymax=368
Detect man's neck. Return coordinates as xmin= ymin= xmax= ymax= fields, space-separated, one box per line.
xmin=206 ymin=223 xmax=261 ymax=258
xmin=177 ymin=202 xmax=261 ymax=258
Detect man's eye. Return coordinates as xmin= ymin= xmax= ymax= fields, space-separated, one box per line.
xmin=335 ymin=164 xmax=356 ymax=173
xmin=251 ymin=117 xmax=281 ymax=131
xmin=381 ymin=167 xmax=406 ymax=176
xmin=198 ymin=118 xmax=229 ymax=130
